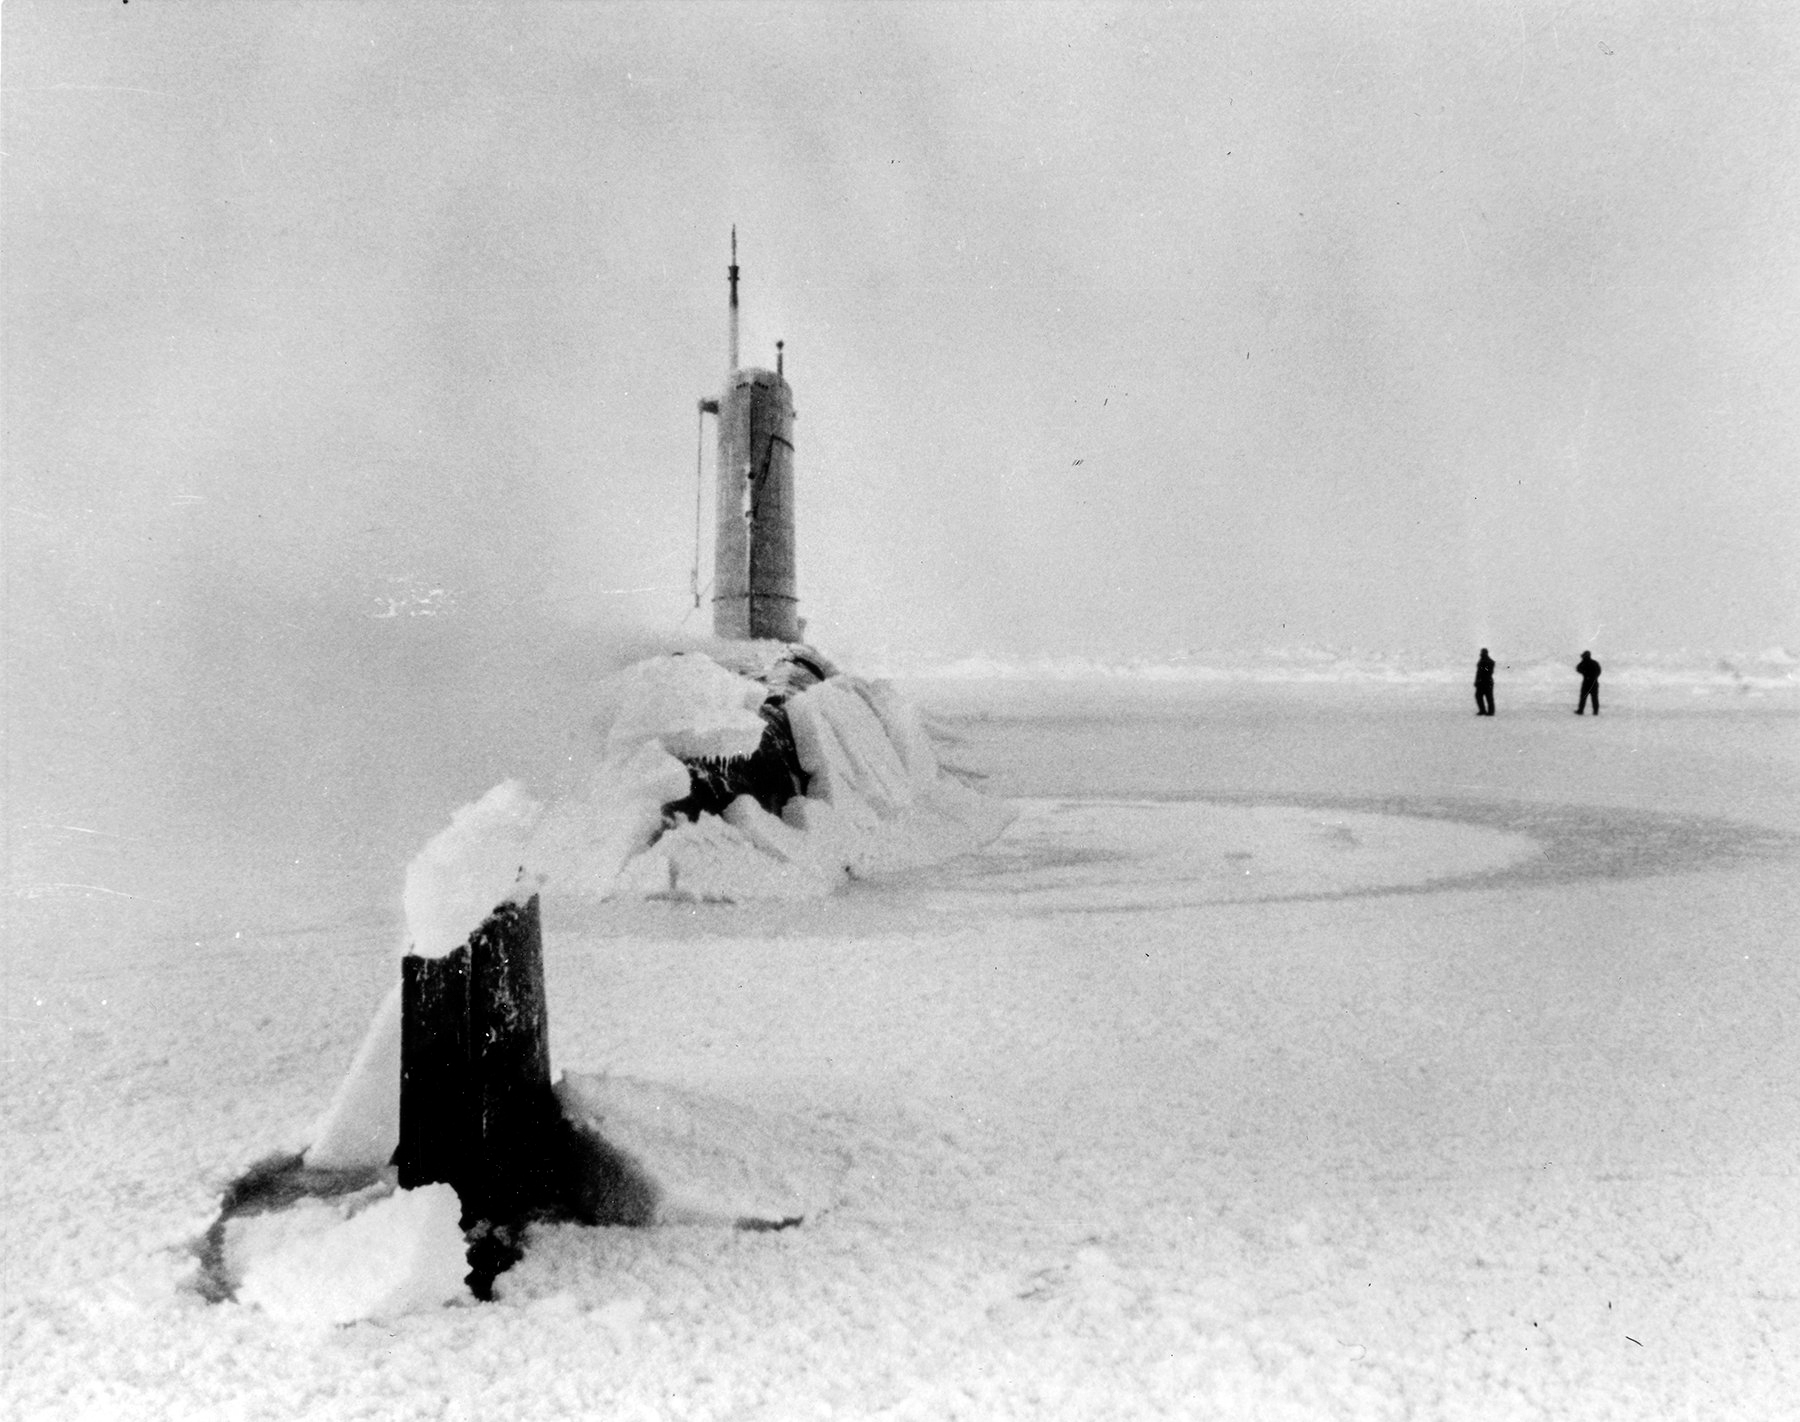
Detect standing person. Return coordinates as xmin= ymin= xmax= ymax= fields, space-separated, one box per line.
xmin=1474 ymin=648 xmax=1496 ymax=716
xmin=1575 ymin=651 xmax=1602 ymax=715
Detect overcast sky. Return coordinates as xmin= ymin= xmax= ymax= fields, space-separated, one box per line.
xmin=8 ymin=0 xmax=1798 ymax=704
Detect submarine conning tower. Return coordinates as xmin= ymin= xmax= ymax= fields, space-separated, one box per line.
xmin=709 ymin=229 xmax=800 ymax=643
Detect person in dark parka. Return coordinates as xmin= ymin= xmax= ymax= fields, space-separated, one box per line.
xmin=1474 ymin=649 xmax=1496 ymax=716
xmin=1575 ymin=651 xmax=1602 ymax=715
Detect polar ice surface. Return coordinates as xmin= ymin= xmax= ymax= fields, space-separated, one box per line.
xmin=4 ymin=674 xmax=1798 ymax=1418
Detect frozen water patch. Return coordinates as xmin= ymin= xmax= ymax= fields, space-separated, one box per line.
xmin=548 ymin=791 xmax=1798 ymax=949
xmin=896 ymin=790 xmax=1800 ymax=920
xmin=1210 ymin=793 xmax=1800 ymax=892
xmin=911 ymin=798 xmax=1544 ymax=914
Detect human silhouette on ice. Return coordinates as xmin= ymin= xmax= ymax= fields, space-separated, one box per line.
xmin=1473 ymin=649 xmax=1495 ymax=716
xmin=1575 ymin=651 xmax=1602 ymax=715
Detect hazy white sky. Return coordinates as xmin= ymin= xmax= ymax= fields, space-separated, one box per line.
xmin=7 ymin=0 xmax=1797 ymax=698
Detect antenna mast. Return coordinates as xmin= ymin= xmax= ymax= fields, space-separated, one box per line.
xmin=728 ymin=225 xmax=740 ymax=376
xmin=705 ymin=230 xmax=799 ymax=642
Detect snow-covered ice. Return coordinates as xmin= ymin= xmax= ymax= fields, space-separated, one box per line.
xmin=4 ymin=667 xmax=1798 ymax=1417
xmin=554 ymin=1074 xmax=842 ymax=1228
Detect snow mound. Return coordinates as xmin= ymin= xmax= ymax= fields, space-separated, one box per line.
xmin=403 ymin=780 xmax=543 ymax=959
xmin=525 ymin=740 xmax=692 ymax=897
xmin=556 ymin=1074 xmax=842 ymax=1227
xmin=232 ymin=1182 xmax=471 ymax=1326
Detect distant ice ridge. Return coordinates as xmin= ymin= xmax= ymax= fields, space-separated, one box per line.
xmin=874 ymin=647 xmax=1800 ymax=691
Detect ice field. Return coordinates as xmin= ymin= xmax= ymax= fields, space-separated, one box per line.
xmin=4 ymin=664 xmax=1798 ymax=1419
